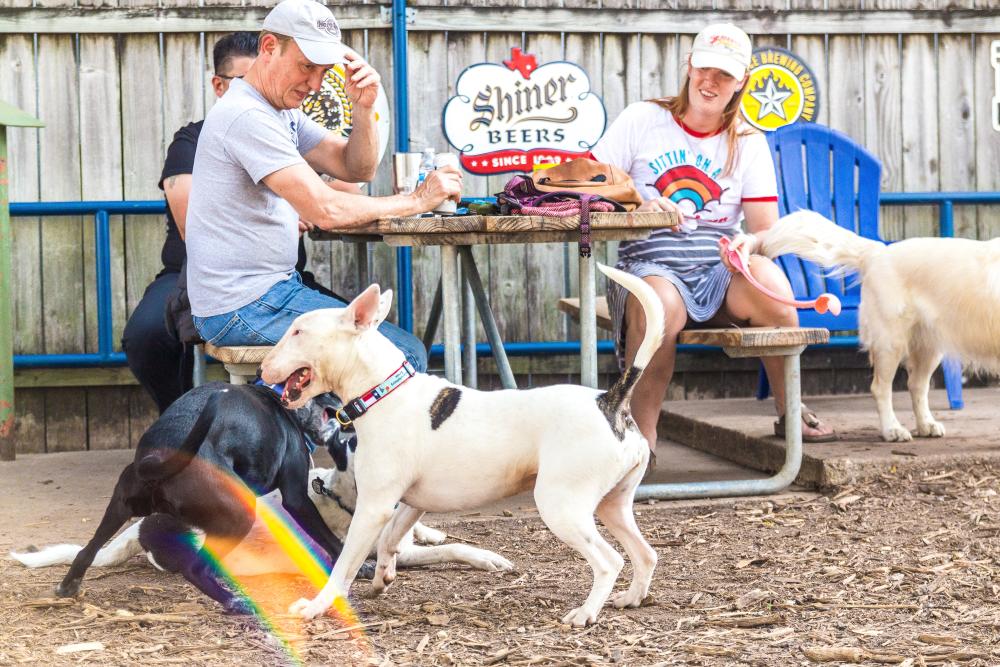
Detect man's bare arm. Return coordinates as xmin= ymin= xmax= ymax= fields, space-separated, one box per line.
xmin=163 ymin=174 xmax=193 ymax=239
xmin=263 ymin=162 xmax=461 ymax=230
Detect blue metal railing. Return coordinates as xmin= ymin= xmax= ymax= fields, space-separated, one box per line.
xmin=8 ymin=192 xmax=1000 ymax=369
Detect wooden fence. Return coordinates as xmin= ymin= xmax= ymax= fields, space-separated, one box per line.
xmin=2 ymin=0 xmax=999 ymax=452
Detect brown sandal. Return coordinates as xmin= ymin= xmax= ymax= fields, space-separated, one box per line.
xmin=773 ymin=404 xmax=837 ymax=443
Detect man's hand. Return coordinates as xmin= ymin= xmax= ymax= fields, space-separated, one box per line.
xmin=298 ymin=219 xmax=315 ymax=235
xmin=343 ymin=52 xmax=381 ymax=109
xmin=413 ymin=167 xmax=463 ymax=212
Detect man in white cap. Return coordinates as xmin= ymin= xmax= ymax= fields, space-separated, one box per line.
xmin=185 ymin=0 xmax=459 ymax=367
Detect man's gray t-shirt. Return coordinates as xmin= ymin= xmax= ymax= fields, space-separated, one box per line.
xmin=186 ymin=78 xmax=328 ymax=317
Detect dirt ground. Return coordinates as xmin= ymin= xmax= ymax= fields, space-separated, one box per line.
xmin=1 ymin=450 xmax=998 ymax=666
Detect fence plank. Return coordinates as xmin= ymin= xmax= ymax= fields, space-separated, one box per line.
xmin=401 ymin=30 xmax=449 ymax=342
xmin=937 ymin=34 xmax=977 ymax=239
xmin=523 ymin=32 xmax=567 ymax=358
xmin=87 ymin=387 xmax=131 ymax=450
xmin=790 ymin=34 xmax=828 ymax=127
xmin=121 ymin=34 xmax=165 ymax=319
xmin=0 ymin=35 xmax=42 ymax=356
xmin=900 ymin=34 xmax=939 ymax=237
xmin=38 ymin=35 xmax=85 ymax=357
xmin=484 ymin=32 xmax=530 ymax=344
xmin=827 ymin=35 xmax=865 ymax=144
xmin=974 ymin=33 xmax=1000 ymax=239
xmin=45 ymin=387 xmax=87 ymax=453
xmin=365 ymin=28 xmax=404 ymax=327
xmin=79 ymin=35 xmax=125 ymax=356
xmin=864 ymin=35 xmax=903 ymax=241
xmin=13 ymin=389 xmax=44 ymax=454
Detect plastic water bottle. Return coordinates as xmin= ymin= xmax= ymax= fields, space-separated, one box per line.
xmin=417 ymin=148 xmax=436 ymax=186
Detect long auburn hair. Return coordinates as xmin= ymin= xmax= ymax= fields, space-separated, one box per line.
xmin=651 ymin=65 xmax=756 ymax=177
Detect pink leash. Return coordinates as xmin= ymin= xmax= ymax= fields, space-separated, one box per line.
xmin=719 ymin=236 xmax=842 ymax=316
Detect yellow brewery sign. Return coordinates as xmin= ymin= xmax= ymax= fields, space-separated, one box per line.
xmin=740 ymin=47 xmax=819 ymax=132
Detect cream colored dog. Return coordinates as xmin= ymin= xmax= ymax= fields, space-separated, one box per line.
xmin=260 ymin=264 xmax=663 ymax=627
xmin=759 ymin=210 xmax=1000 ymax=442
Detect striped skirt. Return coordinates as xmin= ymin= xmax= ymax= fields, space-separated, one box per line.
xmin=606 ymin=226 xmax=736 ymax=369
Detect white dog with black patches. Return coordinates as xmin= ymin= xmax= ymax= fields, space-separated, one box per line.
xmin=759 ymin=210 xmax=1000 ymax=442
xmin=11 ymin=464 xmax=512 ymax=576
xmin=261 ymin=264 xmax=663 ymax=627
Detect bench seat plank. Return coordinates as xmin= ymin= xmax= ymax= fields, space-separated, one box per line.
xmin=558 ymin=297 xmax=612 ymax=330
xmin=203 ymin=343 xmax=272 ymax=365
xmin=678 ymin=327 xmax=829 ymax=348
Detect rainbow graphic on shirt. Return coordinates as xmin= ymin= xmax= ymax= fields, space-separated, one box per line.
xmin=653 ymin=165 xmax=724 ymax=214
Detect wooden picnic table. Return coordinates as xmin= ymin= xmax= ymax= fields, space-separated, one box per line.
xmin=313 ymin=210 xmax=680 ymax=389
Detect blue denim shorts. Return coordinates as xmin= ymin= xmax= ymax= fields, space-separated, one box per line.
xmin=193 ymin=273 xmax=428 ymax=372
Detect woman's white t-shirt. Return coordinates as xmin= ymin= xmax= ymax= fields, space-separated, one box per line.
xmin=591 ymin=100 xmax=777 ymax=233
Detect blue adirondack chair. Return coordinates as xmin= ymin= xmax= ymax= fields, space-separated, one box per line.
xmin=757 ymin=122 xmax=964 ymax=409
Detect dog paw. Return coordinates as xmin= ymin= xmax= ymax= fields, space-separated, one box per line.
xmin=289 ymin=597 xmax=328 ymax=620
xmin=412 ymin=523 xmax=447 ymax=545
xmin=882 ymin=425 xmax=913 ymax=442
xmin=54 ymin=580 xmax=79 ymax=598
xmin=472 ymin=553 xmax=515 ymax=572
xmin=561 ymin=606 xmax=598 ymax=627
xmin=371 ymin=567 xmax=396 ymax=596
xmin=917 ymin=420 xmax=946 ymax=438
xmin=610 ymin=589 xmax=645 ymax=609
xmin=223 ymin=597 xmax=253 ymax=615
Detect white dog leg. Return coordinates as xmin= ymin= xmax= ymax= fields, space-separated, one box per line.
xmin=412 ymin=522 xmax=447 ymax=545
xmin=289 ymin=502 xmax=396 ymax=620
xmin=397 ymin=542 xmax=514 ymax=572
xmin=870 ymin=346 xmax=911 ymax=442
xmin=535 ymin=488 xmax=623 ymax=627
xmin=906 ymin=345 xmax=946 ymax=438
xmin=596 ymin=457 xmax=657 ymax=609
xmin=372 ymin=504 xmax=424 ymax=595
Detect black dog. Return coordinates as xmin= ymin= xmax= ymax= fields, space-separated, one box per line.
xmin=56 ymin=382 xmax=350 ymax=613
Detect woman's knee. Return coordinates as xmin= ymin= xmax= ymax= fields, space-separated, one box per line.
xmin=626 ymin=279 xmax=687 ymax=338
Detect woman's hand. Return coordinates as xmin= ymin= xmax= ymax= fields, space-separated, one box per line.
xmin=720 ymin=232 xmax=758 ymax=273
xmin=637 ymin=197 xmax=688 ymax=230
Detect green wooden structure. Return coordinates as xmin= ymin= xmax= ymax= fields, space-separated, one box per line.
xmin=0 ymin=100 xmax=43 ymax=461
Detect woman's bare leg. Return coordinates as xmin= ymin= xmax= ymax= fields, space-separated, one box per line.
xmin=715 ymin=256 xmax=833 ymax=438
xmin=623 ymin=276 xmax=690 ymax=453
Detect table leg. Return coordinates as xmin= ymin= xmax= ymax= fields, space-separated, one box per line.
xmin=441 ymin=245 xmax=462 ymax=384
xmin=578 ymin=250 xmax=598 ymax=388
xmin=462 ymin=256 xmax=478 ymax=389
xmin=458 ymin=246 xmax=516 ymax=390
xmin=354 ymin=241 xmax=369 ymax=289
xmin=422 ymin=278 xmax=442 ymax=353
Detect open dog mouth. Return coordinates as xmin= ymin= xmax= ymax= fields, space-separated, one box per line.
xmin=281 ymin=367 xmax=312 ymax=406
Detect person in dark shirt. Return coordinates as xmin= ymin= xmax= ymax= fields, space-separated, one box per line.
xmin=122 ymin=32 xmax=348 ymax=413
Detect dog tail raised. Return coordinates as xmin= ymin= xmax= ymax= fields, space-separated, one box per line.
xmin=136 ymin=392 xmax=220 ymax=481
xmin=10 ymin=521 xmax=144 ymax=568
xmin=596 ymin=264 xmax=665 ymax=432
xmin=757 ymin=210 xmax=884 ymax=272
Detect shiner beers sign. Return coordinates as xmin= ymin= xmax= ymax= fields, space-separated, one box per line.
xmin=443 ymin=47 xmax=606 ymax=174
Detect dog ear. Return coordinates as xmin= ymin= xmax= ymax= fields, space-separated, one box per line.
xmin=374 ymin=289 xmax=394 ymax=327
xmin=346 ymin=284 xmax=383 ymax=331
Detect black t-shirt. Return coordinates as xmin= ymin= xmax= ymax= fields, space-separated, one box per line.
xmin=156 ymin=120 xmax=308 ymax=275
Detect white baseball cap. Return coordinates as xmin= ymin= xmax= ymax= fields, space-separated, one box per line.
xmin=263 ymin=0 xmax=350 ymax=65
xmin=690 ymin=24 xmax=752 ymax=79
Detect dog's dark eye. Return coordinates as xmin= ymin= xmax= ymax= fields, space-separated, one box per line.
xmin=292 ymin=329 xmax=300 ymax=336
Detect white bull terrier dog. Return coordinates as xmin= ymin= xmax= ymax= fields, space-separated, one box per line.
xmin=261 ymin=264 xmax=664 ymax=627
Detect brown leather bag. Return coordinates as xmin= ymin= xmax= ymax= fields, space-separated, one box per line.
xmin=530 ymin=158 xmax=643 ymax=212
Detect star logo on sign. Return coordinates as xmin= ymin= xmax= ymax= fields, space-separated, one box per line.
xmin=750 ymin=75 xmax=793 ymax=121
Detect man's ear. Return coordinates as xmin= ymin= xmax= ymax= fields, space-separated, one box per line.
xmin=345 ymin=284 xmax=383 ymax=331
